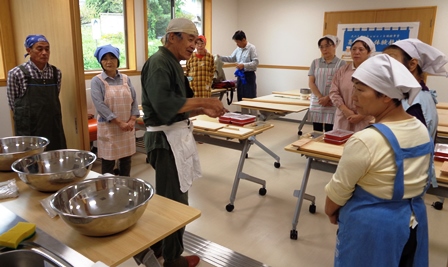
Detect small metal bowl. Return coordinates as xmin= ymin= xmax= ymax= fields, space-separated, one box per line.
xmin=50 ymin=177 xmax=154 ymax=236
xmin=0 ymin=136 xmax=49 ymax=171
xmin=11 ymin=149 xmax=96 ymax=192
xmin=300 ymin=88 xmax=311 ymax=95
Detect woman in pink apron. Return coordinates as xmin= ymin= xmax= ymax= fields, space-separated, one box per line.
xmin=91 ymin=44 xmax=140 ymax=176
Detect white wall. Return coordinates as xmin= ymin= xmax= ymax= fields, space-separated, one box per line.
xmin=2 ymin=0 xmax=448 ymax=137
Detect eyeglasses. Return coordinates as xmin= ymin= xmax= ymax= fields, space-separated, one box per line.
xmin=319 ymin=44 xmax=333 ymax=49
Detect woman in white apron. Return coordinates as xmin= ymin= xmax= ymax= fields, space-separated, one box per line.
xmin=325 ymin=54 xmax=435 ymax=267
xmin=91 ymin=44 xmax=140 ymax=176
xmin=308 ymin=35 xmax=346 ymax=132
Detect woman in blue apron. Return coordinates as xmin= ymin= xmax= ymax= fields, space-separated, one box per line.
xmin=325 ymin=54 xmax=436 ymax=267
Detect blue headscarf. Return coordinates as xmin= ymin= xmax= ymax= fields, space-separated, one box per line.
xmin=94 ymin=44 xmax=120 ymax=63
xmin=24 ymin=34 xmax=49 ymax=58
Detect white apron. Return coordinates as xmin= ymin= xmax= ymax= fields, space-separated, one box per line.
xmin=96 ymin=74 xmax=136 ymax=160
xmin=146 ymin=120 xmax=202 ymax=193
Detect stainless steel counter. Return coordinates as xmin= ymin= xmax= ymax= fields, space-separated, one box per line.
xmin=0 ymin=204 xmax=94 ymax=267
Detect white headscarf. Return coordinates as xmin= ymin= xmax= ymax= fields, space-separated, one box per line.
xmin=393 ymin=38 xmax=448 ymax=76
xmin=352 ymin=54 xmax=421 ymax=104
xmin=353 ymin=36 xmax=376 ymax=55
xmin=319 ymin=35 xmax=340 ymax=47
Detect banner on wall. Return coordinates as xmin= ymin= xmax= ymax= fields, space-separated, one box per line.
xmin=336 ymin=22 xmax=420 ymax=61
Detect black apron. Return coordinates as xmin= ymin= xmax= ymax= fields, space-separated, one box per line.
xmin=14 ymin=65 xmax=67 ymax=151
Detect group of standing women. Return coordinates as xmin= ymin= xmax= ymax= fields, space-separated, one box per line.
xmin=308 ymin=34 xmax=448 ymax=266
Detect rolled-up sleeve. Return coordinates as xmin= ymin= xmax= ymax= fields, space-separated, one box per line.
xmin=324 ymin=136 xmax=371 ymax=206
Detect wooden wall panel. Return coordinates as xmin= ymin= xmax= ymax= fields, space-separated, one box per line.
xmin=8 ymin=0 xmax=88 ymax=150
xmin=323 ymin=6 xmax=437 ymax=46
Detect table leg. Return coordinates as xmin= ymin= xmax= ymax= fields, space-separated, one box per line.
xmin=290 ymin=157 xmax=313 ymax=240
xmin=297 ymin=109 xmax=309 ymax=136
xmin=248 ymin=136 xmax=281 ymax=168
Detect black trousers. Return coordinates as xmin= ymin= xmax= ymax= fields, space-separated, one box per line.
xmin=399 ymin=226 xmax=417 ymax=267
xmin=101 ymin=156 xmax=132 ymax=176
xmin=236 ymin=71 xmax=257 ymax=101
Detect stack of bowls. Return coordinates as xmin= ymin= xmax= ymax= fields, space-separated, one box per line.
xmin=0 ymin=136 xmax=49 ymax=171
xmin=50 ymin=176 xmax=154 ymax=236
xmin=11 ymin=149 xmax=96 ymax=192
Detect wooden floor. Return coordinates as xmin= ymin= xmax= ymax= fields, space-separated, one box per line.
xmin=91 ymin=119 xmax=448 ymax=267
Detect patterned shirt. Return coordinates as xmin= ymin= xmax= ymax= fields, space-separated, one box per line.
xmin=7 ymin=60 xmax=62 ymax=111
xmin=186 ymin=51 xmax=215 ymax=98
xmin=220 ymin=42 xmax=259 ymax=72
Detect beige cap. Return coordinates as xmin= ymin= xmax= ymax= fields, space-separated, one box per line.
xmin=166 ymin=18 xmax=198 ymax=36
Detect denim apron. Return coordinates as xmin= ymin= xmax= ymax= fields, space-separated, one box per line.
xmin=334 ymin=123 xmax=433 ymax=267
xmin=14 ymin=65 xmax=67 ymax=151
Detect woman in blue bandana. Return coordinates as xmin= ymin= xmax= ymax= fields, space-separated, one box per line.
xmin=90 ymin=44 xmax=140 ymax=176
xmin=325 ymin=54 xmax=435 ymax=267
xmin=6 ymin=34 xmax=67 ymax=151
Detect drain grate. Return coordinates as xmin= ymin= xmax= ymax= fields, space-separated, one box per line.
xmin=184 ymin=231 xmax=271 ymax=267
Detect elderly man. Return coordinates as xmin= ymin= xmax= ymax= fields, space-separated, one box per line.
xmin=7 ymin=34 xmax=66 ymax=150
xmin=135 ymin=18 xmax=226 ymax=267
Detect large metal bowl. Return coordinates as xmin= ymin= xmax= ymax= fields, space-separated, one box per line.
xmin=0 ymin=136 xmax=49 ymax=171
xmin=50 ymin=177 xmax=154 ymax=236
xmin=11 ymin=149 xmax=96 ymax=192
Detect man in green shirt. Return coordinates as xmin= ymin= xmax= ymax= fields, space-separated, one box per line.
xmin=135 ymin=18 xmax=226 ymax=267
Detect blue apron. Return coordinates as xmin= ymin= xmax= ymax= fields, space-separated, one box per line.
xmin=334 ymin=123 xmax=434 ymax=267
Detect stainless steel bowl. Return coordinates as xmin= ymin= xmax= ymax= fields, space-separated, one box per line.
xmin=11 ymin=149 xmax=96 ymax=192
xmin=50 ymin=177 xmax=154 ymax=236
xmin=0 ymin=136 xmax=49 ymax=171
xmin=300 ymin=88 xmax=311 ymax=94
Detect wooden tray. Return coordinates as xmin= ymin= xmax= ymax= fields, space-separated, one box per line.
xmin=299 ymin=140 xmax=344 ymax=158
xmin=192 ymin=120 xmax=226 ymax=130
xmin=217 ymin=126 xmax=254 ymax=136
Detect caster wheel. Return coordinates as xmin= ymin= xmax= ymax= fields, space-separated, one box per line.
xmin=290 ymin=230 xmax=298 ymax=240
xmin=113 ymin=168 xmax=120 ymax=175
xmin=245 ymin=153 xmax=248 ymax=158
xmin=274 ymin=162 xmax=280 ymax=168
xmin=259 ymin=188 xmax=267 ymax=196
xmin=309 ymin=204 xmax=316 ymax=214
xmin=226 ymin=204 xmax=234 ymax=212
xmin=298 ymin=131 xmax=302 ymax=136
xmin=432 ymin=201 xmax=443 ymax=210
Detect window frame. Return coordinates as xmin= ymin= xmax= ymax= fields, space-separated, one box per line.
xmin=143 ymin=0 xmax=210 ymax=60
xmin=83 ymin=0 xmax=138 ymax=79
xmin=0 ymin=0 xmax=16 ymax=86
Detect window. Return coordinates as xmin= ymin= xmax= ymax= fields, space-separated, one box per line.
xmin=79 ymin=0 xmax=128 ymax=71
xmin=146 ymin=0 xmax=203 ymax=57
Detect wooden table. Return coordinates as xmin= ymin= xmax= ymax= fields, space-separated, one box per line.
xmin=0 ymin=171 xmax=201 ymax=267
xmin=235 ymin=92 xmax=310 ymax=136
xmin=284 ymin=137 xmax=448 ymax=240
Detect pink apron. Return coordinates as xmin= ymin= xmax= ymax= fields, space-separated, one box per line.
xmin=96 ymin=74 xmax=136 ymax=160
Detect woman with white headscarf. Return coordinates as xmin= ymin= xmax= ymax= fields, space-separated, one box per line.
xmin=325 ymin=54 xmax=434 ymax=267
xmin=308 ymin=35 xmax=346 ymax=132
xmin=383 ymin=38 xmax=448 ymax=140
xmin=329 ymin=36 xmax=376 ymax=132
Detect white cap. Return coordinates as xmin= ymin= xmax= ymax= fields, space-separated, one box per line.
xmin=393 ymin=38 xmax=448 ymax=76
xmin=353 ymin=36 xmax=376 ymax=54
xmin=319 ymin=35 xmax=340 ymax=47
xmin=352 ymin=54 xmax=421 ymax=104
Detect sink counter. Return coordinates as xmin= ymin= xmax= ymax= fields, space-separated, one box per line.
xmin=0 ymin=171 xmax=201 ymax=266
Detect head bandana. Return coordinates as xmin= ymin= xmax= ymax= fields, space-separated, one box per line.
xmin=197 ymin=35 xmax=207 ymax=44
xmin=393 ymin=38 xmax=448 ymax=76
xmin=353 ymin=36 xmax=376 ymax=55
xmin=318 ymin=35 xmax=340 ymax=47
xmin=166 ymin=18 xmax=199 ymax=36
xmin=24 ymin=34 xmax=49 ymax=58
xmin=352 ymin=54 xmax=421 ymax=104
xmin=94 ymin=44 xmax=120 ymax=63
